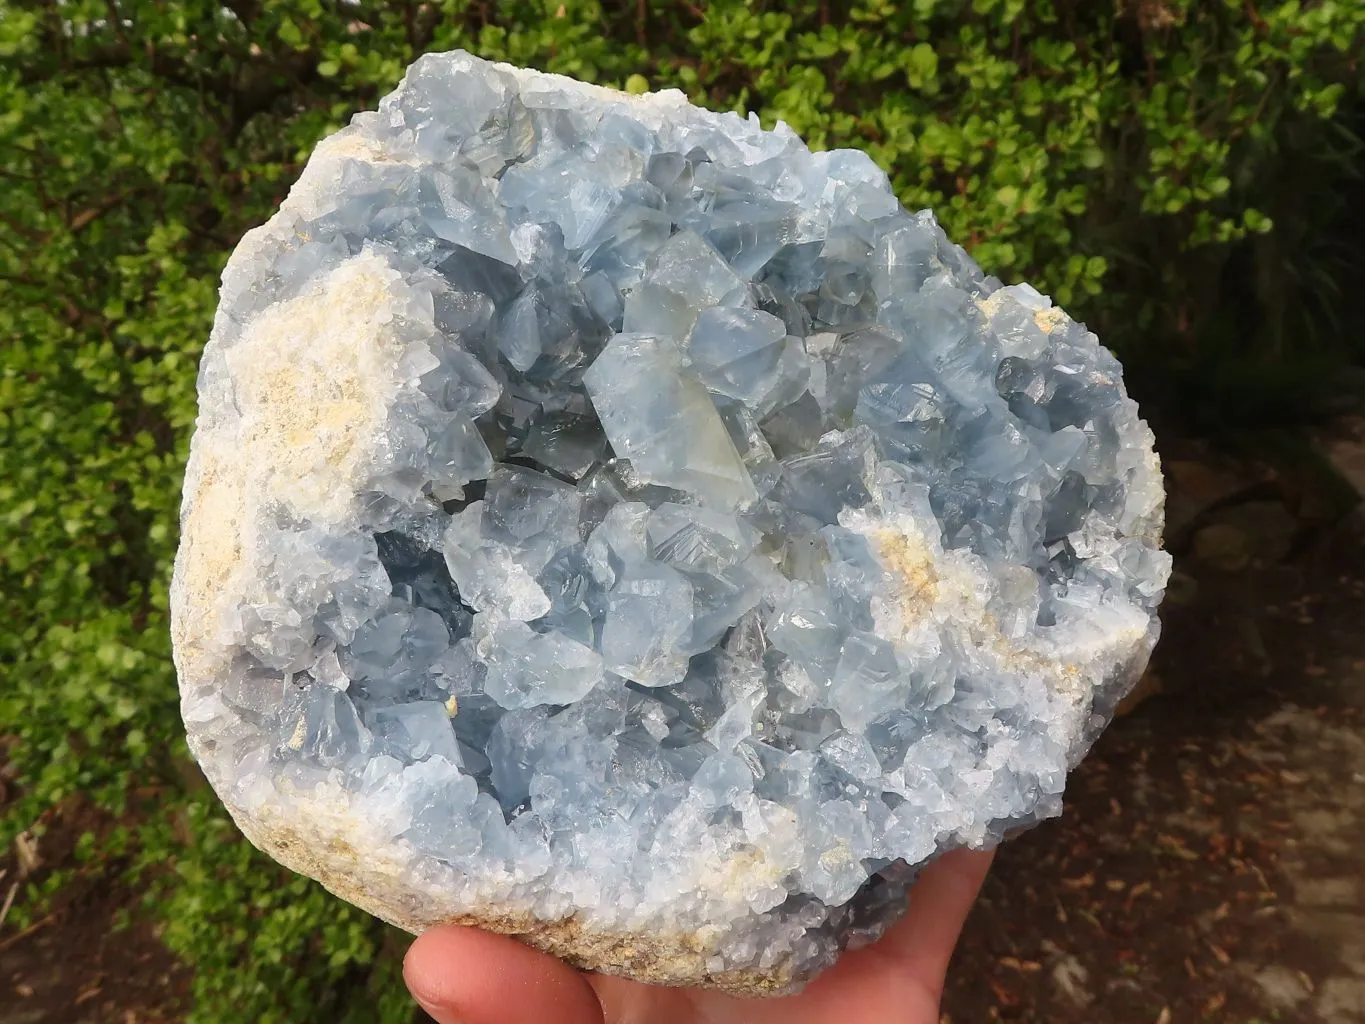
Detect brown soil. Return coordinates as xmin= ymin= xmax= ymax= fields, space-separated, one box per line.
xmin=0 ymin=795 xmax=190 ymax=1024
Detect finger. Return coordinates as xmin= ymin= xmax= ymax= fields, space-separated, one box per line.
xmin=404 ymin=925 xmax=605 ymax=1024
xmin=878 ymin=847 xmax=995 ymax=993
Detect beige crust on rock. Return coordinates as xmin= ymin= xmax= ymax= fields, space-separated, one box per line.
xmin=209 ymin=770 xmax=806 ymax=993
xmin=246 ymin=814 xmax=797 ymax=993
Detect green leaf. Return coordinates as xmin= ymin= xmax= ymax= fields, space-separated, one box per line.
xmin=278 ymin=18 xmax=305 ymax=48
xmin=904 ymin=42 xmax=939 ymax=89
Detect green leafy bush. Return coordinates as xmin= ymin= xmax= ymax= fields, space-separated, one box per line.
xmin=1 ymin=1 xmax=1360 ymax=1020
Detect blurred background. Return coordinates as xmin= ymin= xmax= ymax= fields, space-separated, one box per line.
xmin=1 ymin=2 xmax=1362 ymax=1022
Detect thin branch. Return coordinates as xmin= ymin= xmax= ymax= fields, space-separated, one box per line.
xmin=0 ymin=882 xmax=16 ymax=932
xmin=104 ymin=0 xmax=132 ymax=49
xmin=70 ymin=195 xmax=126 ymax=233
xmin=0 ymin=912 xmax=57 ymax=951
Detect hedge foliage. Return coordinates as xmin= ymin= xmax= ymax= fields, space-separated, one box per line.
xmin=1 ymin=1 xmax=1361 ymax=1021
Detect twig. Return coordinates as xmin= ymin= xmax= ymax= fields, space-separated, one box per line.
xmin=69 ymin=194 xmax=126 ymax=233
xmin=0 ymin=882 xmax=22 ymax=933
xmin=104 ymin=0 xmax=132 ymax=48
xmin=0 ymin=911 xmax=56 ymax=951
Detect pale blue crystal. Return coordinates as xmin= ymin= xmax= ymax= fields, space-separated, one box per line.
xmin=522 ymin=409 xmax=608 ymax=480
xmin=684 ymin=306 xmax=809 ymax=414
xmin=640 ymin=229 xmax=748 ymax=320
xmin=475 ymin=616 xmax=604 ymax=710
xmin=598 ymin=561 xmax=694 ymax=686
xmin=645 ymin=503 xmax=756 ymax=573
xmin=583 ymin=332 xmax=759 ymax=510
xmin=370 ymin=701 xmax=462 ymax=764
xmin=179 ymin=50 xmax=1169 ymax=997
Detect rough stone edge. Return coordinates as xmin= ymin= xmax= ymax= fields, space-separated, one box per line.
xmin=168 ymin=49 xmax=1171 ymax=996
xmin=195 ymin=633 xmax=1157 ymax=998
xmin=224 ymin=798 xmax=800 ymax=996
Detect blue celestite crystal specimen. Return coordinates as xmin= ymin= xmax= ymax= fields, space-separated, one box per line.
xmin=171 ymin=50 xmax=1170 ymax=994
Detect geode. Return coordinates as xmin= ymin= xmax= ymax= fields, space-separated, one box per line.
xmin=171 ymin=50 xmax=1170 ymax=994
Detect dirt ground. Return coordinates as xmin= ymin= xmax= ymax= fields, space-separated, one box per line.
xmin=3 ymin=433 xmax=1363 ymax=1024
xmin=0 ymin=817 xmax=189 ymax=1024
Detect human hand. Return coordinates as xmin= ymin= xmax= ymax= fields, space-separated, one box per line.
xmin=404 ymin=846 xmax=994 ymax=1024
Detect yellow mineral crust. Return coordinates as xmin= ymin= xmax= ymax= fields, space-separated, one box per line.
xmin=859 ymin=512 xmax=1148 ymax=708
xmin=172 ymin=251 xmax=413 ymax=681
xmin=224 ymin=252 xmax=409 ymax=523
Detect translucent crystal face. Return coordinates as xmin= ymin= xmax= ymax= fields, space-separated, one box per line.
xmin=173 ymin=51 xmax=1170 ymax=992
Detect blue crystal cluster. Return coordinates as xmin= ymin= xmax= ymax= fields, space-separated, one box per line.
xmin=174 ymin=51 xmax=1169 ymax=992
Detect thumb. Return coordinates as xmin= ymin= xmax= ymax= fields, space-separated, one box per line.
xmin=404 ymin=925 xmax=605 ymax=1024
xmin=878 ymin=846 xmax=995 ymax=999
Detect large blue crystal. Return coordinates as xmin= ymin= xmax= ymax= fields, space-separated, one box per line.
xmin=173 ymin=50 xmax=1169 ymax=994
